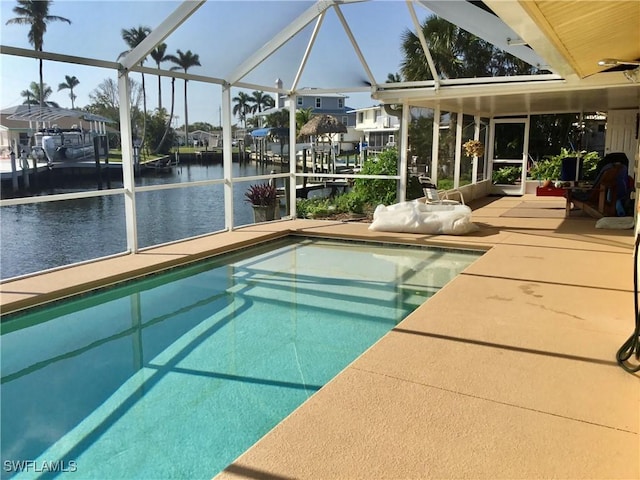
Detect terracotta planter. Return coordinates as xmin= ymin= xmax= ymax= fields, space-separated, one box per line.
xmin=251 ymin=204 xmax=276 ymax=223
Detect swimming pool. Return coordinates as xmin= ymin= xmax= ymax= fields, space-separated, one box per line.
xmin=1 ymin=238 xmax=481 ymax=479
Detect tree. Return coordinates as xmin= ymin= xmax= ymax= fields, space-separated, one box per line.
xmin=145 ymin=109 xmax=176 ymax=155
xmin=232 ymin=91 xmax=252 ymax=128
xmin=21 ymin=81 xmax=59 ymax=107
xmin=353 ymin=148 xmax=399 ymax=206
xmin=250 ymin=90 xmax=275 ymax=114
xmin=399 ymin=15 xmax=539 ymax=185
xmin=399 ymin=15 xmax=536 ymax=81
xmin=86 ymin=77 xmax=142 ymax=130
xmin=264 ymin=109 xmax=289 ymax=129
xmin=386 ymin=72 xmax=403 ymax=83
xmin=150 ymin=42 xmax=169 ymax=111
xmin=57 ymin=74 xmax=79 ymax=109
xmin=246 ymin=116 xmax=261 ymax=129
xmin=167 ymin=49 xmax=201 ymax=142
xmin=119 ymin=25 xmax=151 ymax=145
xmin=295 ymin=107 xmax=313 ymax=135
xmin=6 ymin=0 xmax=71 ymax=109
xmin=400 ymin=17 xmax=458 ymax=80
xmin=152 ymin=76 xmax=176 ymax=154
xmin=190 ymin=121 xmax=214 ymax=132
xmin=264 ymin=109 xmax=289 ymax=162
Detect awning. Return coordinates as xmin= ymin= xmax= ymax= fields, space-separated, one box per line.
xmin=250 ymin=127 xmax=289 ymax=138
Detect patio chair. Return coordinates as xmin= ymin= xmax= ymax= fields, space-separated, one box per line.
xmin=418 ymin=176 xmax=465 ymax=205
xmin=568 ymin=152 xmax=632 ymax=217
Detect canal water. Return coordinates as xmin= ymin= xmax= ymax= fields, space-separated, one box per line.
xmin=1 ymin=162 xmax=291 ymax=280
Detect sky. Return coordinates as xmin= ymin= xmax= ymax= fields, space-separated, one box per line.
xmin=0 ymin=0 xmax=433 ymax=126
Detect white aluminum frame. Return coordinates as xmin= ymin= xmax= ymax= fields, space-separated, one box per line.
xmin=488 ymin=116 xmax=531 ymax=195
xmin=5 ymin=0 xmax=632 ymax=277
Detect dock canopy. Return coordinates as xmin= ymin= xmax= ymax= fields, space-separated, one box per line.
xmin=250 ymin=127 xmax=289 ymax=138
xmin=5 ymin=105 xmax=113 ymax=123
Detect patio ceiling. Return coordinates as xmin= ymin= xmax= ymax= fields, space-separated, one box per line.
xmin=374 ymin=75 xmax=640 ymax=117
xmin=376 ymin=0 xmax=640 ymax=116
xmin=507 ymin=0 xmax=640 ymax=80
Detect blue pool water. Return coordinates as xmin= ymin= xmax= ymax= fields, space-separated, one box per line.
xmin=0 ymin=238 xmax=481 ymax=479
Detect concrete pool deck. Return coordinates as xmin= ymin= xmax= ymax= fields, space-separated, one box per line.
xmin=1 ymin=194 xmax=639 ymax=479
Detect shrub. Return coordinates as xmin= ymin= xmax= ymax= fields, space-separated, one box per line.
xmin=296 ymin=197 xmax=332 ymax=218
xmin=492 ymin=166 xmax=521 ymax=184
xmin=437 ymin=178 xmax=454 ymax=190
xmin=296 ymin=192 xmax=366 ymax=218
xmin=529 ymin=148 xmax=601 ymax=181
xmin=353 ymin=148 xmax=398 ymax=206
xmin=529 ymin=158 xmax=561 ymax=181
xmin=334 ymin=191 xmax=365 ymax=214
xmin=580 ymin=151 xmax=601 ymax=181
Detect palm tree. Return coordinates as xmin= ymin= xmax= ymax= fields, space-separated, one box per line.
xmin=150 ymin=43 xmax=170 ymax=111
xmin=250 ymin=90 xmax=275 ymax=114
xmin=232 ymin=91 xmax=252 ymax=129
xmin=6 ymin=0 xmax=71 ymax=109
xmin=295 ymin=107 xmax=314 ymax=135
xmin=400 ymin=15 xmax=535 ymax=81
xmin=22 ymin=81 xmax=59 ymax=107
xmin=245 ymin=116 xmax=261 ymax=129
xmin=386 ymin=72 xmax=403 ymax=83
xmin=167 ymin=49 xmax=201 ymax=146
xmin=119 ymin=25 xmax=151 ymax=145
xmin=57 ymin=74 xmax=79 ymax=109
xmin=400 ymin=17 xmax=462 ymax=81
xmin=264 ymin=109 xmax=289 ymax=128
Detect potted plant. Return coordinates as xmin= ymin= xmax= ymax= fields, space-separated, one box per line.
xmin=462 ymin=139 xmax=484 ymax=158
xmin=245 ymin=183 xmax=277 ymax=223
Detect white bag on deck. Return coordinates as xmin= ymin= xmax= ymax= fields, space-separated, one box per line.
xmin=369 ymin=200 xmax=478 ymax=235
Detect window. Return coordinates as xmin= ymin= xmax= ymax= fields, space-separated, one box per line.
xmin=342 ymin=116 xmax=348 ymax=125
xmin=315 ymin=97 xmax=322 ymax=108
xmin=338 ymin=98 xmax=344 ymax=109
xmin=358 ymin=112 xmax=364 ymax=123
xmin=297 ymin=97 xmax=303 ymax=106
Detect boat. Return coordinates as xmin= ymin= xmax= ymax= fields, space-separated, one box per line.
xmin=33 ymin=126 xmax=96 ymax=164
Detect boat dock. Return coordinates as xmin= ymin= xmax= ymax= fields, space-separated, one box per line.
xmin=0 ymin=154 xmax=178 ymax=191
xmin=0 ymin=155 xmax=123 ymax=195
xmin=0 ymin=156 xmax=48 ymax=182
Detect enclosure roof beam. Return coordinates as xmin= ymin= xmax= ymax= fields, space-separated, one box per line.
xmin=119 ymin=0 xmax=205 ymax=71
xmin=228 ymin=0 xmax=339 ymax=86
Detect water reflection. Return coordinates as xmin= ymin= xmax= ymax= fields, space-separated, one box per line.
xmin=1 ymin=163 xmax=275 ymax=279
